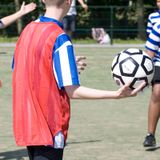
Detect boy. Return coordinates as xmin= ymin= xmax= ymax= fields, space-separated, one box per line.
xmin=143 ymin=19 xmax=160 ymax=147
xmin=143 ymin=0 xmax=160 ymax=147
xmin=12 ymin=0 xmax=144 ymax=160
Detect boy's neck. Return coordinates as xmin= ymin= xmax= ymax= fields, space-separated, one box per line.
xmin=44 ymin=7 xmax=64 ymax=22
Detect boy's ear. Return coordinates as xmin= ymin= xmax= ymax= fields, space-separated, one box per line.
xmin=66 ymin=0 xmax=72 ymax=5
xmin=42 ymin=0 xmax=46 ymax=3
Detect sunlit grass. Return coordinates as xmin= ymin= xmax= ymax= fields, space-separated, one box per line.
xmin=0 ymin=45 xmax=159 ymax=160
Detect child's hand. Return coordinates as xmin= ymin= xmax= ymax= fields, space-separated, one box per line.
xmin=82 ymin=4 xmax=88 ymax=12
xmin=0 ymin=80 xmax=2 ymax=88
xmin=116 ymin=82 xmax=146 ymax=99
xmin=76 ymin=56 xmax=87 ymax=74
xmin=19 ymin=2 xmax=36 ymax=16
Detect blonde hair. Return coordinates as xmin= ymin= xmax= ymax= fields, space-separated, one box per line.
xmin=44 ymin=0 xmax=65 ymax=6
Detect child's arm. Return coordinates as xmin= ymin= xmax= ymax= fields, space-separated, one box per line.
xmin=0 ymin=80 xmax=2 ymax=88
xmin=64 ymin=82 xmax=145 ymax=99
xmin=77 ymin=0 xmax=88 ymax=12
xmin=0 ymin=2 xmax=36 ymax=29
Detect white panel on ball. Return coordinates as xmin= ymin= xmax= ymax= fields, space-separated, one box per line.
xmin=111 ymin=48 xmax=154 ymax=89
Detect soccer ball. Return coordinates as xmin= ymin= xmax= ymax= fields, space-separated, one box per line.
xmin=111 ymin=48 xmax=154 ymax=89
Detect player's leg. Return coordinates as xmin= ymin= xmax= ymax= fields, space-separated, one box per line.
xmin=27 ymin=146 xmax=64 ymax=160
xmin=0 ymin=80 xmax=2 ymax=87
xmin=69 ymin=15 xmax=76 ymax=38
xmin=148 ymin=84 xmax=160 ymax=133
xmin=63 ymin=15 xmax=75 ymax=37
xmin=27 ymin=146 xmax=35 ymax=160
xmin=62 ymin=16 xmax=70 ymax=34
xmin=143 ymin=66 xmax=160 ymax=147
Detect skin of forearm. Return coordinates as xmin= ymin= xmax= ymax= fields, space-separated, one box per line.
xmin=65 ymin=86 xmax=118 ymax=99
xmin=77 ymin=0 xmax=86 ymax=7
xmin=145 ymin=50 xmax=155 ymax=58
xmin=1 ymin=11 xmax=22 ymax=28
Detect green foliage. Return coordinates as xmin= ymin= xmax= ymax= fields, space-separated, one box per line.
xmin=0 ymin=0 xmax=157 ymax=39
xmin=88 ymin=0 xmax=156 ymax=6
xmin=0 ymin=0 xmax=156 ymax=7
xmin=77 ymin=8 xmax=91 ymax=26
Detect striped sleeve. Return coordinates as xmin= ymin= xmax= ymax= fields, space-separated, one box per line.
xmin=146 ymin=11 xmax=160 ymax=35
xmin=145 ymin=22 xmax=160 ymax=66
xmin=146 ymin=16 xmax=152 ymax=35
xmin=52 ymin=33 xmax=80 ymax=88
xmin=145 ymin=22 xmax=160 ymax=54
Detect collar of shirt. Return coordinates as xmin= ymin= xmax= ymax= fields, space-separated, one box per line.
xmin=39 ymin=16 xmax=63 ymax=29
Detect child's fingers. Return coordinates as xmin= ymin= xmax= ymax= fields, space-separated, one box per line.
xmin=76 ymin=56 xmax=86 ymax=62
xmin=0 ymin=80 xmax=2 ymax=87
xmin=21 ymin=1 xmax=25 ymax=7
xmin=131 ymin=82 xmax=146 ymax=96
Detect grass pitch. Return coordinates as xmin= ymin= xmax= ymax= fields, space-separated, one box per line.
xmin=0 ymin=44 xmax=160 ymax=160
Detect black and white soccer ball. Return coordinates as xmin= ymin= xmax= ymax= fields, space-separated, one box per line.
xmin=111 ymin=48 xmax=154 ymax=89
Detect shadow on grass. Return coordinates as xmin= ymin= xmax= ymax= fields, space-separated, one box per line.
xmin=66 ymin=139 xmax=102 ymax=145
xmin=0 ymin=52 xmax=6 ymax=54
xmin=145 ymin=146 xmax=160 ymax=151
xmin=0 ymin=140 xmax=101 ymax=159
xmin=0 ymin=148 xmax=28 ymax=160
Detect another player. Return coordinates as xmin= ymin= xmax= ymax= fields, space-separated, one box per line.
xmin=146 ymin=0 xmax=160 ymax=36
xmin=0 ymin=2 xmax=36 ymax=88
xmin=143 ymin=0 xmax=160 ymax=147
xmin=0 ymin=2 xmax=36 ymax=29
xmin=63 ymin=0 xmax=88 ymax=37
xmin=143 ymin=21 xmax=160 ymax=147
xmin=12 ymin=0 xmax=145 ymax=160
xmin=92 ymin=28 xmax=111 ymax=45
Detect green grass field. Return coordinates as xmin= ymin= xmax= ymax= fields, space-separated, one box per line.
xmin=0 ymin=44 xmax=160 ymax=160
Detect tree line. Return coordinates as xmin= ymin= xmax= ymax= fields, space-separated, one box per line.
xmin=0 ymin=0 xmax=157 ymax=40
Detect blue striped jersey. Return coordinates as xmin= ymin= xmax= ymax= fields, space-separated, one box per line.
xmin=146 ymin=10 xmax=160 ymax=35
xmin=145 ymin=22 xmax=160 ymax=66
xmin=12 ymin=16 xmax=80 ymax=88
xmin=35 ymin=16 xmax=80 ymax=88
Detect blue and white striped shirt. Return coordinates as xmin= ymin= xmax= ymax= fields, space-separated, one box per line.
xmin=35 ymin=16 xmax=80 ymax=88
xmin=145 ymin=22 xmax=160 ymax=66
xmin=13 ymin=16 xmax=80 ymax=88
xmin=146 ymin=10 xmax=160 ymax=35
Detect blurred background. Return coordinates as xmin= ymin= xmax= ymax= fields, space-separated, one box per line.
xmin=0 ymin=0 xmax=156 ymax=43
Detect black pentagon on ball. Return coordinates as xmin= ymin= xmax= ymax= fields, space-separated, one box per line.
xmin=119 ymin=57 xmax=139 ymax=77
xmin=111 ymin=53 xmax=120 ymax=71
xmin=123 ymin=49 xmax=143 ymax=55
xmin=129 ymin=77 xmax=148 ymax=90
xmin=141 ymin=55 xmax=154 ymax=75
